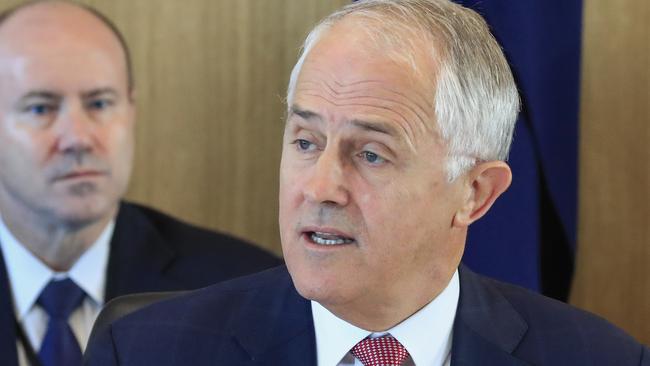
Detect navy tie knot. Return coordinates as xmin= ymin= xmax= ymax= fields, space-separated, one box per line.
xmin=38 ymin=278 xmax=85 ymax=319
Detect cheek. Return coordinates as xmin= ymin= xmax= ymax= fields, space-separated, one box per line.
xmin=361 ymin=179 xmax=422 ymax=224
xmin=357 ymin=189 xmax=414 ymax=261
xmin=0 ymin=129 xmax=49 ymax=167
xmin=360 ymin=179 xmax=449 ymax=248
xmin=279 ymin=158 xmax=305 ymax=206
xmin=103 ymin=119 xmax=134 ymax=158
xmin=278 ymin=171 xmax=298 ymax=227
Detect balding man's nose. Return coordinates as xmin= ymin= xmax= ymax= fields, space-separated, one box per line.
xmin=55 ymin=102 xmax=96 ymax=158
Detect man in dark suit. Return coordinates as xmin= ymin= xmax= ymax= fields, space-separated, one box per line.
xmin=0 ymin=2 xmax=279 ymax=366
xmin=85 ymin=0 xmax=648 ymax=365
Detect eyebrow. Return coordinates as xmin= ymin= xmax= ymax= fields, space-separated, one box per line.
xmin=19 ymin=91 xmax=61 ymax=101
xmin=289 ymin=104 xmax=399 ymax=138
xmin=350 ymin=119 xmax=399 ymax=137
xmin=289 ymin=105 xmax=320 ymax=121
xmin=18 ymin=87 xmax=120 ymax=102
xmin=82 ymin=88 xmax=119 ymax=99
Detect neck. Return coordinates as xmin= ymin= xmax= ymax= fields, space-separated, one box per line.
xmin=327 ymin=285 xmax=439 ymax=332
xmin=0 ymin=200 xmax=115 ymax=272
xmin=325 ymin=262 xmax=460 ymax=332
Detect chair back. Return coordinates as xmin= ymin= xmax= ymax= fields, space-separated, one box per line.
xmin=87 ymin=291 xmax=186 ymax=347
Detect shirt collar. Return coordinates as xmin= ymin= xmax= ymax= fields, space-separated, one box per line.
xmin=311 ymin=270 xmax=459 ymax=366
xmin=312 ymin=300 xmax=369 ymax=366
xmin=0 ymin=215 xmax=113 ymax=319
xmin=68 ymin=220 xmax=113 ymax=306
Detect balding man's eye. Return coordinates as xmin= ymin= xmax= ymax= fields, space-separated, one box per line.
xmin=25 ymin=103 xmax=57 ymax=116
xmin=87 ymin=98 xmax=114 ymax=111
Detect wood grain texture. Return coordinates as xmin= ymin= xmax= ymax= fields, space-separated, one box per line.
xmin=570 ymin=0 xmax=649 ymax=344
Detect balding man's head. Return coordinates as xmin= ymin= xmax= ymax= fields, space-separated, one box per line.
xmin=0 ymin=0 xmax=133 ymax=91
xmin=0 ymin=0 xmax=136 ymax=231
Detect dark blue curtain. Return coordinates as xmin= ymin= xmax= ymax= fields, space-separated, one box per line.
xmin=455 ymin=0 xmax=582 ymax=300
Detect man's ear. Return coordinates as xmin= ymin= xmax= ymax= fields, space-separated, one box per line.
xmin=127 ymin=88 xmax=137 ymax=121
xmin=453 ymin=161 xmax=512 ymax=228
xmin=128 ymin=88 xmax=137 ymax=104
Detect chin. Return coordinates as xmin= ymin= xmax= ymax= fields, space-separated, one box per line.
xmin=292 ymin=277 xmax=346 ymax=305
xmin=53 ymin=196 xmax=117 ymax=227
xmin=287 ymin=260 xmax=353 ymax=306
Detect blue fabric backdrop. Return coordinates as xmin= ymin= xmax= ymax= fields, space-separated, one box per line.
xmin=455 ymin=0 xmax=582 ymax=299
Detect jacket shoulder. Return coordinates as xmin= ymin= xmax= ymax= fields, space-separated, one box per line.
xmin=117 ymin=201 xmax=282 ymax=273
xmin=122 ymin=265 xmax=290 ymax=323
xmin=466 ymin=270 xmax=647 ymax=365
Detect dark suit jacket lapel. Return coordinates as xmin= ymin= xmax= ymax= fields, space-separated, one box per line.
xmin=0 ymin=249 xmax=19 ymax=366
xmin=104 ymin=202 xmax=179 ymax=300
xmin=228 ymin=265 xmax=529 ymax=365
xmin=231 ymin=268 xmax=316 ymax=365
xmin=451 ymin=266 xmax=530 ymax=366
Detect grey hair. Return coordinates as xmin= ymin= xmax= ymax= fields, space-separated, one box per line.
xmin=286 ymin=0 xmax=520 ymax=181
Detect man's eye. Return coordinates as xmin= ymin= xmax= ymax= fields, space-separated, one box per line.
xmin=292 ymin=139 xmax=316 ymax=152
xmin=359 ymin=151 xmax=386 ymax=165
xmin=27 ymin=104 xmax=56 ymax=116
xmin=87 ymin=99 xmax=113 ymax=110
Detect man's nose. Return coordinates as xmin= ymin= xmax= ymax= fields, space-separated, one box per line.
xmin=302 ymin=147 xmax=349 ymax=206
xmin=55 ymin=102 xmax=96 ymax=155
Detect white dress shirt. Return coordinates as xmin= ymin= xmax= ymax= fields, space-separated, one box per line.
xmin=0 ymin=215 xmax=113 ymax=366
xmin=311 ymin=270 xmax=459 ymax=366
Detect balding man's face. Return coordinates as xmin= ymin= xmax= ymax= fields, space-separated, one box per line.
xmin=0 ymin=3 xmax=134 ymax=225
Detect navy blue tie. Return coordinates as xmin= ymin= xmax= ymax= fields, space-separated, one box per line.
xmin=37 ymin=278 xmax=85 ymax=366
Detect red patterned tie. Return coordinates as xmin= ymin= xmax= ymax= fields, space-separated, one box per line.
xmin=351 ymin=335 xmax=410 ymax=366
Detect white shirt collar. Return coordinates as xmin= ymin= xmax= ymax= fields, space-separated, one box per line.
xmin=0 ymin=215 xmax=113 ymax=319
xmin=311 ymin=270 xmax=459 ymax=366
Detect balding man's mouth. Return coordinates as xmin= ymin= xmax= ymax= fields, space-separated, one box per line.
xmin=53 ymin=170 xmax=106 ymax=182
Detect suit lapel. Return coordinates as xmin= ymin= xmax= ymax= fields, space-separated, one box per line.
xmin=0 ymin=249 xmax=19 ymax=366
xmin=451 ymin=266 xmax=530 ymax=366
xmin=231 ymin=268 xmax=316 ymax=365
xmin=227 ymin=265 xmax=530 ymax=365
xmin=104 ymin=202 xmax=179 ymax=300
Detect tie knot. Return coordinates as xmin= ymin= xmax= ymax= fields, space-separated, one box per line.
xmin=37 ymin=278 xmax=85 ymax=319
xmin=351 ymin=335 xmax=410 ymax=366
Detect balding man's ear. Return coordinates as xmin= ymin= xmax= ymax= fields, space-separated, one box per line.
xmin=453 ymin=161 xmax=512 ymax=228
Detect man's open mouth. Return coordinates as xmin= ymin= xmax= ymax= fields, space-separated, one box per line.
xmin=307 ymin=231 xmax=355 ymax=246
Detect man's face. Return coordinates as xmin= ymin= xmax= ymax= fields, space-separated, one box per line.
xmin=279 ymin=20 xmax=467 ymax=323
xmin=0 ymin=5 xmax=134 ymax=226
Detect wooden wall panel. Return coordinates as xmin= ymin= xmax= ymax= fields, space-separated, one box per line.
xmin=571 ymin=0 xmax=649 ymax=344
xmin=106 ymin=0 xmax=345 ymax=255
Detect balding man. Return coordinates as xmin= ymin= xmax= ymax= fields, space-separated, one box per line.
xmin=0 ymin=2 xmax=279 ymax=366
xmin=85 ymin=0 xmax=648 ymax=365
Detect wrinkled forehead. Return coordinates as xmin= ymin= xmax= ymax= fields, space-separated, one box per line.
xmin=290 ymin=18 xmax=445 ymax=150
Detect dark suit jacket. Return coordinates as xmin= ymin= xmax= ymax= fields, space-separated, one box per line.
xmin=0 ymin=201 xmax=281 ymax=366
xmin=84 ymin=264 xmax=648 ymax=366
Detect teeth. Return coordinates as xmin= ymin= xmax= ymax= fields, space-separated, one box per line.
xmin=310 ymin=231 xmax=353 ymax=245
